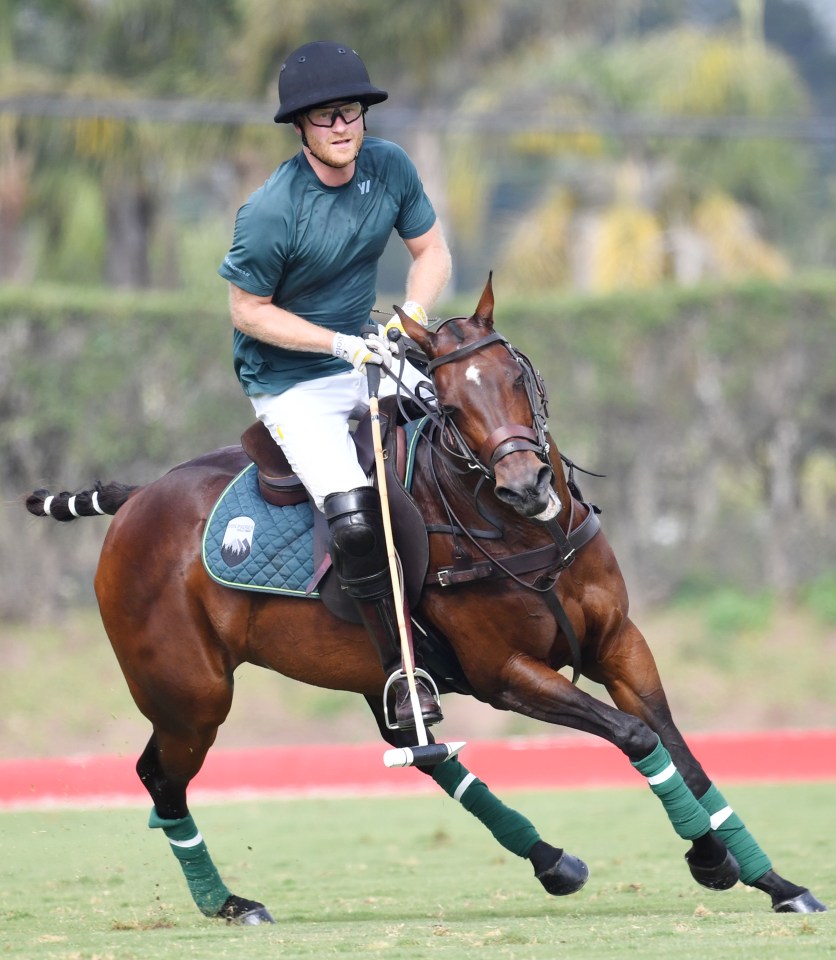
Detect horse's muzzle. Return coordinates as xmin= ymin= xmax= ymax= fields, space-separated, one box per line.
xmin=493 ymin=460 xmax=553 ymax=517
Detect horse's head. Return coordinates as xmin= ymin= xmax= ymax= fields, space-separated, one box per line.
xmin=399 ymin=274 xmax=556 ymax=519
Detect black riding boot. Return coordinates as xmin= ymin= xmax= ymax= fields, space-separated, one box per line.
xmin=324 ymin=487 xmax=442 ymax=730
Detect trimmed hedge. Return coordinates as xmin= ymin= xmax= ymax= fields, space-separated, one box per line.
xmin=3 ymin=274 xmax=836 ymax=611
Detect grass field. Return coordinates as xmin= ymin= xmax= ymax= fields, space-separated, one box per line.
xmin=0 ymin=783 xmax=832 ymax=960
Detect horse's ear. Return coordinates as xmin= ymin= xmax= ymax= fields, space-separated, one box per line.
xmin=394 ymin=304 xmax=432 ymax=354
xmin=473 ymin=272 xmax=494 ymax=328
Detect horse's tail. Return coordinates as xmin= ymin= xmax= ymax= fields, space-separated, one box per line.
xmin=25 ymin=481 xmax=139 ymax=522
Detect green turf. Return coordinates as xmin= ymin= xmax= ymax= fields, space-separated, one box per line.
xmin=0 ymin=783 xmax=832 ymax=959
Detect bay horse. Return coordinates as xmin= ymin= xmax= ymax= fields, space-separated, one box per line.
xmin=25 ymin=276 xmax=825 ymax=922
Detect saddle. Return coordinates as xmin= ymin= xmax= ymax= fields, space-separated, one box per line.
xmin=239 ymin=398 xmax=429 ymax=622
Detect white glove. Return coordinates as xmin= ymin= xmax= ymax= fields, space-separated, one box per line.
xmin=364 ymin=332 xmax=396 ymax=368
xmin=331 ymin=332 xmax=392 ymax=374
xmin=384 ymin=300 xmax=428 ymax=352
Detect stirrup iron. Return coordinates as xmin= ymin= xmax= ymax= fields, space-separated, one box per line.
xmin=382 ymin=667 xmax=441 ymax=731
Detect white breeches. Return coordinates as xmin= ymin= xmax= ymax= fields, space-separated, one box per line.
xmin=249 ymin=359 xmax=429 ymax=511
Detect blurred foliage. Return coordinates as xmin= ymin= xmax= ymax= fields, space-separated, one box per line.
xmin=802 ymin=573 xmax=836 ymax=627
xmin=700 ymin=588 xmax=775 ymax=641
xmin=473 ymin=26 xmax=813 ymax=292
xmin=0 ymin=1 xmax=832 ymax=293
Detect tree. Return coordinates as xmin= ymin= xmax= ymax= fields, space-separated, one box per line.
xmin=446 ymin=23 xmax=812 ymax=292
xmin=2 ymin=0 xmax=245 ymax=287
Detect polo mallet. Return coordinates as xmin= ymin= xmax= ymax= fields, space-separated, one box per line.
xmin=365 ymin=328 xmax=465 ymax=769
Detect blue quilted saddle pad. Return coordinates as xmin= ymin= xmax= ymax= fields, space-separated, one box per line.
xmin=202 ymin=463 xmax=319 ymax=597
xmin=201 ymin=417 xmax=429 ymax=598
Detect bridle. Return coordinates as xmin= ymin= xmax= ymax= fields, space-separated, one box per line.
xmin=381 ymin=317 xmax=598 ymax=686
xmin=423 ymin=323 xmax=552 ymax=482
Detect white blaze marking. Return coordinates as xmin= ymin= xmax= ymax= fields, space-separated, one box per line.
xmin=465 ymin=363 xmax=482 ymax=386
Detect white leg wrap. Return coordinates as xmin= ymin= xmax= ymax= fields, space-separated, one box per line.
xmin=168 ymin=832 xmax=204 ymax=849
xmin=647 ymin=762 xmax=677 ymax=786
xmin=710 ymin=805 xmax=734 ymax=830
xmin=453 ymin=772 xmax=477 ymax=802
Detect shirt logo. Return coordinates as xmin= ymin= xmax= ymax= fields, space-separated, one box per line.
xmin=222 ymin=255 xmax=251 ymax=278
xmin=357 ymin=179 xmax=371 ymax=195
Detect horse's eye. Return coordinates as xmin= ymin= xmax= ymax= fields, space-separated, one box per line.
xmin=440 ymin=403 xmax=458 ymax=416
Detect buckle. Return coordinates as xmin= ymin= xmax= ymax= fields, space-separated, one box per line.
xmin=435 ymin=561 xmax=493 ymax=587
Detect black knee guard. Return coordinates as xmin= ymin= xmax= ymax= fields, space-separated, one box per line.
xmin=323 ymin=487 xmax=390 ymax=601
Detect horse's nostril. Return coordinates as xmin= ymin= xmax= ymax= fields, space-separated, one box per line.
xmin=494 ymin=485 xmax=520 ymax=505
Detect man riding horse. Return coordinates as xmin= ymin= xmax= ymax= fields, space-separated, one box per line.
xmin=218 ymin=40 xmax=450 ymax=729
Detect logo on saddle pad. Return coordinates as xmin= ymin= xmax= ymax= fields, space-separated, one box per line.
xmin=221 ymin=516 xmax=255 ymax=566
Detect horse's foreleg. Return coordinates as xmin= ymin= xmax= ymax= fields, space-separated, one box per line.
xmin=137 ymin=733 xmax=275 ymax=924
xmin=491 ymin=654 xmax=739 ymax=879
xmin=592 ymin=618 xmax=826 ymax=913
xmin=363 ymin=696 xmax=587 ymax=896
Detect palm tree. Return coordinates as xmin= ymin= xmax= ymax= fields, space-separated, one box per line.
xmin=448 ymin=21 xmax=812 ymax=292
xmin=2 ymin=0 xmax=249 ymax=287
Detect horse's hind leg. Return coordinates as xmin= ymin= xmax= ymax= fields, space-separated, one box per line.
xmin=137 ymin=732 xmax=275 ymax=925
xmin=592 ymin=617 xmax=826 ymax=913
xmin=363 ymin=696 xmax=588 ymax=896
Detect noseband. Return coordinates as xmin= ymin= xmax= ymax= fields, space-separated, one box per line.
xmin=425 ymin=327 xmax=551 ymax=480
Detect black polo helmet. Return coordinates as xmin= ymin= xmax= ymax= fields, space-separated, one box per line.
xmin=273 ymin=41 xmax=388 ymax=124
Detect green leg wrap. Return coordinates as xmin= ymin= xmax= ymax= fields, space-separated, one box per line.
xmin=148 ymin=808 xmax=231 ymax=916
xmin=697 ymin=783 xmax=771 ymax=884
xmin=431 ymin=757 xmax=540 ymax=858
xmin=631 ymin=739 xmax=711 ymax=840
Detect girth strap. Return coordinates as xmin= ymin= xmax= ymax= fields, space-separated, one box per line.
xmin=427 ymin=502 xmax=600 ymax=588
xmin=427 ymin=503 xmax=601 ymax=685
xmin=541 ymin=588 xmax=583 ymax=685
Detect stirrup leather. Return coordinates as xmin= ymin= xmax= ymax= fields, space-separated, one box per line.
xmin=382 ymin=667 xmax=441 ymax=731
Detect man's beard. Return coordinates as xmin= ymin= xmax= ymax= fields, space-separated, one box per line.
xmin=298 ymin=120 xmax=365 ymax=169
xmin=305 ymin=137 xmax=361 ymax=168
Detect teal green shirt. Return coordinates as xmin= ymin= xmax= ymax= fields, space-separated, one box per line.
xmin=218 ymin=137 xmax=436 ymax=396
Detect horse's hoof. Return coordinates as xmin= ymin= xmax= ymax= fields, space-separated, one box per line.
xmin=536 ymin=851 xmax=589 ymax=896
xmin=685 ymin=848 xmax=740 ymax=890
xmin=218 ymin=895 xmax=276 ymax=925
xmin=773 ymin=890 xmax=827 ymax=913
xmin=236 ymin=906 xmax=275 ymax=925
